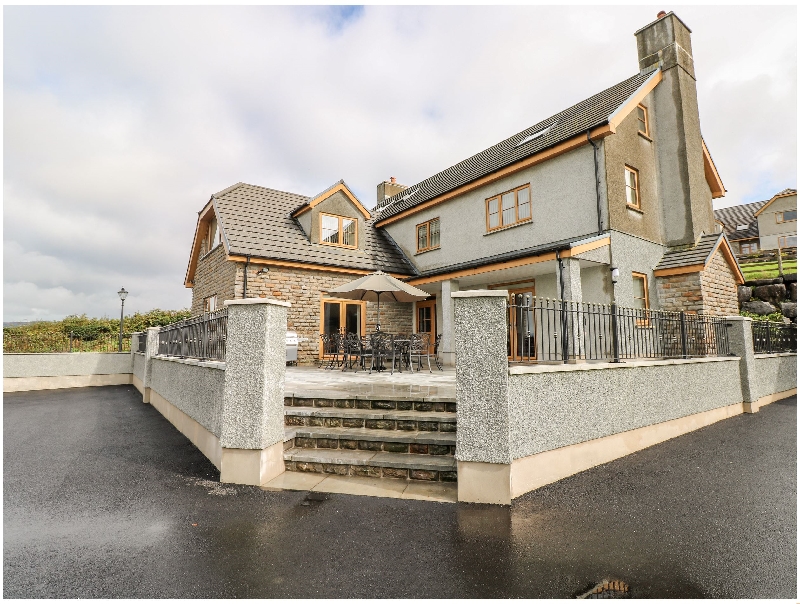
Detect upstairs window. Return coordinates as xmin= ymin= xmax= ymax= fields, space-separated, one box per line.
xmin=416 ymin=218 xmax=440 ymax=252
xmin=486 ymin=185 xmax=531 ymax=231
xmin=320 ymin=213 xmax=357 ymax=248
xmin=632 ymin=273 xmax=649 ymax=310
xmin=636 ymin=104 xmax=650 ymax=137
xmin=777 ymin=210 xmax=797 ymax=223
xmin=779 ymin=235 xmax=797 ymax=248
xmin=625 ymin=166 xmax=640 ymax=209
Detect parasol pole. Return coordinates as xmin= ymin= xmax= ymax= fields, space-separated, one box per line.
xmin=376 ymin=291 xmax=381 ymax=332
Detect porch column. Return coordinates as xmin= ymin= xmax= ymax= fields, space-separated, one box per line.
xmin=439 ymin=279 xmax=460 ymax=366
xmin=557 ymin=257 xmax=584 ymax=360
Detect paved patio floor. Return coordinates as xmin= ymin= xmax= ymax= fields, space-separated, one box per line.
xmin=285 ymin=365 xmax=455 ymax=401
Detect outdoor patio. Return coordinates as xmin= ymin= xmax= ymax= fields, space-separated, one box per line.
xmin=284 ymin=365 xmax=455 ymax=401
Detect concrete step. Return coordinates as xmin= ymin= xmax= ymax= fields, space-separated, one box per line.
xmin=284 ymin=406 xmax=456 ymax=432
xmin=290 ymin=425 xmax=455 ymax=455
xmin=284 ymin=447 xmax=457 ymax=482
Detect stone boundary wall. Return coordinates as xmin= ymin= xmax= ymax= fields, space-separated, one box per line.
xmin=752 ymin=353 xmax=797 ymax=403
xmin=3 ymin=353 xmax=134 ymax=392
xmin=505 ymin=357 xmax=743 ymax=461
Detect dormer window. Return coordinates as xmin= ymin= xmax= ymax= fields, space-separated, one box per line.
xmin=636 ymin=104 xmax=650 ymax=138
xmin=320 ymin=213 xmax=357 ymax=248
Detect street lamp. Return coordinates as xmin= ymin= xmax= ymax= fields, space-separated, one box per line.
xmin=118 ymin=287 xmax=128 ymax=352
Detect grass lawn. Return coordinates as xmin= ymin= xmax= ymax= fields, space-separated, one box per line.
xmin=740 ymin=260 xmax=797 ymax=281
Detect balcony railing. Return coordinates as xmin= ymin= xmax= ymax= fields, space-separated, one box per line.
xmin=157 ymin=308 xmax=228 ymax=362
xmin=507 ymin=296 xmax=731 ymax=364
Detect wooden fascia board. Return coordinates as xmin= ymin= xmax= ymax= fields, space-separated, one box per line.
xmin=702 ymin=139 xmax=726 ymax=199
xmin=753 ymin=191 xmax=797 ymax=217
xmin=294 ymin=183 xmax=372 ymax=220
xmin=406 ymin=251 xmax=559 ymax=287
xmin=607 ymin=68 xmax=663 ymax=133
xmin=226 ymin=254 xmax=409 ymax=279
xmin=374 ymin=125 xmax=613 ymax=228
xmin=184 ymin=200 xmax=219 ymax=287
xmin=653 ymin=264 xmax=706 ymax=278
xmin=562 ymin=236 xmax=611 ymax=257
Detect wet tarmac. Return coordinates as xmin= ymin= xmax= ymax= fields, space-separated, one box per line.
xmin=4 ymin=385 xmax=796 ymax=598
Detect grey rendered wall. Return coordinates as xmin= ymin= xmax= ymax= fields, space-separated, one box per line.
xmin=580 ymin=265 xmax=612 ymax=304
xmin=384 ymin=145 xmax=600 ymax=273
xmin=4 ymin=353 xmax=133 ymax=378
xmin=608 ymin=230 xmax=667 ymax=308
xmin=149 ymin=357 xmax=226 ymax=437
xmin=133 ymin=352 xmax=145 ymax=382
xmin=507 ymin=357 xmax=742 ymax=461
xmin=751 ymin=354 xmax=797 ymax=401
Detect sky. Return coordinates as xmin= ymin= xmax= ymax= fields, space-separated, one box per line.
xmin=3 ymin=5 xmax=797 ymax=322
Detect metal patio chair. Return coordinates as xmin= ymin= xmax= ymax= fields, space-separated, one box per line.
xmin=409 ymin=333 xmax=434 ymax=373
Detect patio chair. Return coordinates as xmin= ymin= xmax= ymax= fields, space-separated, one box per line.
xmin=409 ymin=333 xmax=434 ymax=373
xmin=321 ymin=332 xmax=345 ymax=369
xmin=341 ymin=332 xmax=365 ymax=371
xmin=368 ymin=332 xmax=395 ymax=375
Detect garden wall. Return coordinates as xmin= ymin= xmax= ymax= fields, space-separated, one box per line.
xmin=3 ymin=352 xmax=133 ymax=392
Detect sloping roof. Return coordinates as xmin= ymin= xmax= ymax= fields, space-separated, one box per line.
xmin=374 ymin=69 xmax=659 ymax=223
xmin=654 ymin=232 xmax=744 ymax=284
xmin=713 ymin=200 xmax=766 ymax=241
xmin=210 ymin=183 xmax=415 ymax=276
xmin=655 ymin=233 xmax=723 ymax=270
xmin=753 ymin=188 xmax=797 ymax=217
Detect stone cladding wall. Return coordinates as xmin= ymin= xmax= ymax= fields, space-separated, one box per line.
xmin=656 ymin=251 xmax=739 ymax=316
xmin=656 ymin=271 xmax=704 ymax=314
xmin=232 ymin=264 xmax=412 ymax=365
xmin=699 ymin=251 xmax=740 ymax=316
xmin=190 ymin=245 xmax=237 ymax=315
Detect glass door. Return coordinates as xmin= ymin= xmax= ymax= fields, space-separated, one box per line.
xmin=508 ymin=288 xmax=535 ymax=361
xmin=320 ymin=299 xmax=366 ymax=358
xmin=416 ymin=300 xmax=436 ymax=353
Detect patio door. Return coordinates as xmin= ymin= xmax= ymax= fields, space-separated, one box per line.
xmin=508 ymin=287 xmax=535 ymax=361
xmin=320 ymin=299 xmax=366 ymax=357
xmin=416 ymin=300 xmax=436 ymax=353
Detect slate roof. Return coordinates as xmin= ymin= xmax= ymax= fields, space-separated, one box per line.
xmin=212 ymin=183 xmax=416 ymax=275
xmin=654 ymin=233 xmax=726 ymax=271
xmin=375 ymin=69 xmax=658 ymax=223
xmin=713 ymin=200 xmax=766 ymax=242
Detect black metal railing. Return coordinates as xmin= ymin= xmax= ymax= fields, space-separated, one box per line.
xmin=157 ymin=308 xmax=227 ymax=361
xmin=506 ymin=296 xmax=731 ymax=364
xmin=3 ymin=331 xmax=132 ymax=353
xmin=751 ymin=320 xmax=797 ymax=354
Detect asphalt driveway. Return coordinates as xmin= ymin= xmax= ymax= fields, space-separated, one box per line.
xmin=4 ymin=385 xmax=796 ymax=598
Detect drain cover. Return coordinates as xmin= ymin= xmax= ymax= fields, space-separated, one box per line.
xmin=577 ymin=580 xmax=630 ymax=599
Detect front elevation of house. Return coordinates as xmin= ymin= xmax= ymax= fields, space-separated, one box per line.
xmin=184 ymin=11 xmax=745 ymax=366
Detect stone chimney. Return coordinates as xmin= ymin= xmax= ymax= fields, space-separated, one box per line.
xmin=635 ymin=11 xmax=715 ymax=246
xmin=376 ymin=177 xmax=408 ymax=211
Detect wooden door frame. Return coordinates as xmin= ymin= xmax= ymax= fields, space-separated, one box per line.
xmin=507 ymin=284 xmax=536 ymax=362
xmin=319 ymin=298 xmax=367 ymax=359
xmin=416 ymin=299 xmax=436 ymax=353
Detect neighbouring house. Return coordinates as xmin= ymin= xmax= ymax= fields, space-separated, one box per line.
xmin=185 ymin=11 xmax=744 ymax=365
xmin=714 ymin=188 xmax=797 ymax=256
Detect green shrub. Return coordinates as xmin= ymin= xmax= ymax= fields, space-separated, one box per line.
xmin=740 ymin=310 xmax=785 ymax=323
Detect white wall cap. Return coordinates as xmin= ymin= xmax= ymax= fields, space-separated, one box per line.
xmin=224 ymin=298 xmax=291 ymax=308
xmin=724 ymin=315 xmax=751 ymax=321
xmin=451 ymin=290 xmax=508 ymax=298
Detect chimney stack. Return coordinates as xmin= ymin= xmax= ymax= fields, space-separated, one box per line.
xmin=376 ymin=177 xmax=408 ymax=211
xmin=634 ymin=12 xmax=715 ymax=246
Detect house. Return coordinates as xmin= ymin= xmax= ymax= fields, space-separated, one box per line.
xmin=714 ymin=188 xmax=797 ymax=256
xmin=184 ymin=11 xmax=744 ymax=366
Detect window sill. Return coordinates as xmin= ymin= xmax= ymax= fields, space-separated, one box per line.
xmin=637 ymin=132 xmax=653 ymax=142
xmin=415 ymin=246 xmax=440 ymax=256
xmin=319 ymin=242 xmax=358 ymax=250
xmin=626 ymin=204 xmax=644 ymax=215
xmin=484 ymin=219 xmax=532 ymax=236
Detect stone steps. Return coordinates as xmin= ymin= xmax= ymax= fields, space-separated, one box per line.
xmin=288 ymin=425 xmax=455 ymax=455
xmin=284 ymin=406 xmax=456 ymax=432
xmin=282 ymin=394 xmax=458 ymax=483
xmin=284 ymin=447 xmax=457 ymax=482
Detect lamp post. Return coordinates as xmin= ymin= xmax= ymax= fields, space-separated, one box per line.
xmin=118 ymin=287 xmax=128 ymax=352
xmin=609 ymin=265 xmax=620 ymax=363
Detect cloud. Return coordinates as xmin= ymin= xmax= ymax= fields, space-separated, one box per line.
xmin=3 ymin=6 xmax=796 ymax=321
